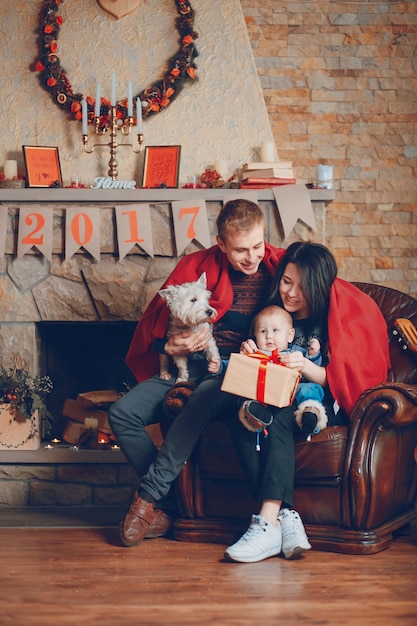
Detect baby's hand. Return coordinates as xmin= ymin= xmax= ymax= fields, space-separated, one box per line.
xmin=308 ymin=337 xmax=321 ymax=357
xmin=240 ymin=338 xmax=258 ymax=354
xmin=208 ymin=358 xmax=221 ymax=374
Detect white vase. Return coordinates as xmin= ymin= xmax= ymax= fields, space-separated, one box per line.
xmin=0 ymin=405 xmax=41 ymax=450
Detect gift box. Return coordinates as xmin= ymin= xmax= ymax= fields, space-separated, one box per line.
xmin=221 ymin=352 xmax=300 ymax=408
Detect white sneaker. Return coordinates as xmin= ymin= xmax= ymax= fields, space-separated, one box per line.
xmin=225 ymin=514 xmax=282 ymax=563
xmin=278 ymin=508 xmax=312 ymax=559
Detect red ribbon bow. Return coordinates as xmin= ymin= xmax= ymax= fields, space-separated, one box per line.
xmin=246 ymin=349 xmax=287 ymax=404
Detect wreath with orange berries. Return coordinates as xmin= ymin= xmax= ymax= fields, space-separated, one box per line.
xmin=35 ymin=0 xmax=198 ymax=130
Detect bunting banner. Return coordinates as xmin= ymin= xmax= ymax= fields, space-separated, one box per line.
xmin=17 ymin=205 xmax=53 ymax=261
xmin=0 ymin=207 xmax=7 ymax=259
xmin=2 ymin=193 xmax=318 ymax=261
xmin=115 ymin=204 xmax=154 ymax=260
xmin=171 ymin=199 xmax=211 ymax=256
xmin=65 ymin=206 xmax=101 ymax=262
xmin=272 ymin=183 xmax=317 ymax=240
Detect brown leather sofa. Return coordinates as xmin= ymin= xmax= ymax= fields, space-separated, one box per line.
xmin=173 ymin=282 xmax=417 ymax=554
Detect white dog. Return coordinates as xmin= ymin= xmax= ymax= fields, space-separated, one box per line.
xmin=158 ymin=272 xmax=221 ymax=383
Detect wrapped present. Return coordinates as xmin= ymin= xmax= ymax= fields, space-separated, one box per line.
xmin=221 ymin=352 xmax=300 ymax=408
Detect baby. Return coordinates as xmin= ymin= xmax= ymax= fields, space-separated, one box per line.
xmin=211 ymin=305 xmax=328 ymax=439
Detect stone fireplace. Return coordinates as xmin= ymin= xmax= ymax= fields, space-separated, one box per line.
xmin=0 ymin=187 xmax=332 ymax=508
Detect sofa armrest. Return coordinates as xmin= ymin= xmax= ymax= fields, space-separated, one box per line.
xmin=342 ymin=382 xmax=417 ymax=529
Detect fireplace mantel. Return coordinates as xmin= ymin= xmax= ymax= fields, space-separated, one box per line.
xmin=0 ymin=187 xmax=334 ymax=204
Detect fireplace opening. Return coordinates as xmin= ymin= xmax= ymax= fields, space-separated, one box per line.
xmin=37 ymin=322 xmax=138 ymax=439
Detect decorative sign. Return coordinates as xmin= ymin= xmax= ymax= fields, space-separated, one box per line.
xmin=17 ymin=206 xmax=53 ymax=261
xmin=90 ymin=177 xmax=137 ymax=190
xmin=171 ymin=199 xmax=211 ymax=256
xmin=115 ymin=204 xmax=154 ymax=260
xmin=65 ymin=206 xmax=101 ymax=261
xmin=22 ymin=146 xmax=62 ymax=188
xmin=142 ymin=146 xmax=181 ymax=188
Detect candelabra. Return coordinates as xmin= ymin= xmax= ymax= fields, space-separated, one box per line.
xmin=82 ymin=105 xmax=143 ymax=181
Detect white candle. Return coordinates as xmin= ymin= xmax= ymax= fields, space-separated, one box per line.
xmin=111 ymin=71 xmax=116 ymax=107
xmin=260 ymin=141 xmax=276 ymax=163
xmin=95 ymin=81 xmax=101 ymax=117
xmin=214 ymin=160 xmax=227 ymax=177
xmin=127 ymin=81 xmax=133 ymax=117
xmin=81 ymin=99 xmax=88 ymax=135
xmin=136 ymin=97 xmax=143 ymax=134
xmin=4 ymin=160 xmax=17 ymax=179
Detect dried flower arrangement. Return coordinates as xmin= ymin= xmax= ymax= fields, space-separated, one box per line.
xmin=0 ymin=354 xmax=53 ymax=420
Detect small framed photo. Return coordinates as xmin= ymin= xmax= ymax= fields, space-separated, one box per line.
xmin=142 ymin=145 xmax=181 ymax=188
xmin=22 ymin=145 xmax=63 ymax=188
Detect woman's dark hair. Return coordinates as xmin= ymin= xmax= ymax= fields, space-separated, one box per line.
xmin=268 ymin=242 xmax=338 ymax=321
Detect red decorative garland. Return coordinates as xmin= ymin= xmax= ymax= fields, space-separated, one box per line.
xmin=34 ymin=0 xmax=198 ymax=129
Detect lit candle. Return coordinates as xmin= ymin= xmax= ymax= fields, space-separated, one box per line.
xmin=81 ymin=99 xmax=88 ymax=135
xmin=127 ymin=80 xmax=133 ymax=117
xmin=95 ymin=81 xmax=101 ymax=117
xmin=111 ymin=71 xmax=116 ymax=107
xmin=4 ymin=160 xmax=17 ymax=179
xmin=136 ymin=97 xmax=143 ymax=134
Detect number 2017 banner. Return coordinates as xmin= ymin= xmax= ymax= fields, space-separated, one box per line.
xmin=0 ymin=201 xmax=210 ymax=262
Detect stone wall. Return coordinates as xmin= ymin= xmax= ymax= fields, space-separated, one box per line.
xmin=241 ymin=0 xmax=417 ymax=296
xmin=0 ymin=458 xmax=139 ymax=508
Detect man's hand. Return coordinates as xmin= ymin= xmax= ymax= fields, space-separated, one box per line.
xmin=164 ymin=326 xmax=213 ymax=357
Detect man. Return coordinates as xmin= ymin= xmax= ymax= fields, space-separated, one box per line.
xmin=109 ymin=198 xmax=285 ymax=547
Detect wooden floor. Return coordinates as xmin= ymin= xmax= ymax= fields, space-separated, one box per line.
xmin=0 ymin=511 xmax=416 ymax=626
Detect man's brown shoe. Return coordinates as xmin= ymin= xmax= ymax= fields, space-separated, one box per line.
xmin=119 ymin=491 xmax=159 ymax=547
xmin=146 ymin=509 xmax=173 ymax=539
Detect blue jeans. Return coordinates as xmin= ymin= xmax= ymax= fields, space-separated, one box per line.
xmin=295 ymin=381 xmax=324 ymax=406
xmin=108 ymin=361 xmax=237 ymax=502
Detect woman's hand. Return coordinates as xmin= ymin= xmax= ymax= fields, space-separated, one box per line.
xmin=164 ymin=327 xmax=213 ymax=357
xmin=240 ymin=339 xmax=258 ymax=354
xmin=279 ymin=350 xmax=327 ymax=386
xmin=278 ymin=350 xmax=305 ymax=372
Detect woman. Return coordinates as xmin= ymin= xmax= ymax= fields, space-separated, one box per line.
xmin=225 ymin=242 xmax=390 ymax=563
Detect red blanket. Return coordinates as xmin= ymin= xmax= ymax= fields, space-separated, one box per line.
xmin=326 ymin=278 xmax=390 ymax=415
xmin=126 ymin=245 xmax=390 ymax=417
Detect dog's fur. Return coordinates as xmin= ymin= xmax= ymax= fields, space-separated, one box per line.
xmin=158 ymin=273 xmax=221 ymax=383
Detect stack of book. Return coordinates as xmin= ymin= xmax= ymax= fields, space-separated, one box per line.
xmin=240 ymin=161 xmax=296 ymax=189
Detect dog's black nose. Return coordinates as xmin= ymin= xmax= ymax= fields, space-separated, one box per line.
xmin=206 ymin=309 xmax=213 ymax=317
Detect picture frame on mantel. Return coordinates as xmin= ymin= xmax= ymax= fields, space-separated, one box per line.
xmin=142 ymin=145 xmax=181 ymax=188
xmin=22 ymin=145 xmax=62 ymax=188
